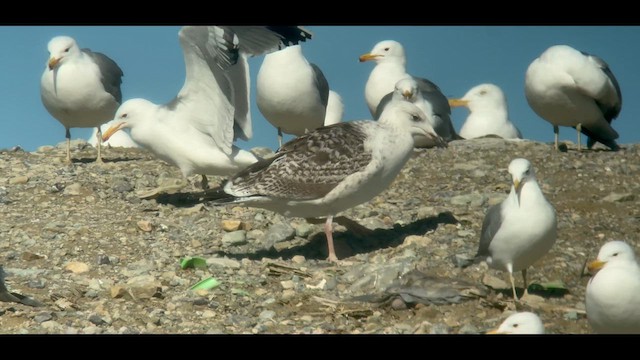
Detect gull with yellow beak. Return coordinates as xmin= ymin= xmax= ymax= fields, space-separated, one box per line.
xmin=359 ymin=40 xmax=459 ymax=144
xmin=486 ymin=312 xmax=545 ymax=334
xmin=102 ymin=26 xmax=313 ymax=190
xmin=585 ymin=240 xmax=640 ymax=334
xmin=40 ymin=35 xmax=123 ymax=163
xmin=375 ymin=77 xmax=455 ymax=148
xmin=448 ymin=83 xmax=523 ymax=140
xmin=474 ymin=158 xmax=557 ymax=301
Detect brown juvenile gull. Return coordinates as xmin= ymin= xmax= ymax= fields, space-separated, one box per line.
xmin=586 ymin=240 xmax=640 ymax=334
xmin=103 ymin=26 xmax=313 ymax=189
xmin=197 ymin=101 xmax=445 ymax=262
xmin=448 ymin=83 xmax=523 ymax=140
xmin=475 ymin=158 xmax=557 ymax=301
xmin=40 ymin=35 xmax=123 ymax=163
xmin=359 ymin=40 xmax=459 ymax=144
xmin=256 ymin=44 xmax=330 ymax=148
xmin=524 ymin=44 xmax=622 ymax=151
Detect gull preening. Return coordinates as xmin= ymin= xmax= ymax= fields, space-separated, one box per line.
xmin=359 ymin=40 xmax=458 ymax=145
xmin=256 ymin=44 xmax=330 ymax=148
xmin=102 ymin=26 xmax=313 ymax=189
xmin=525 ymin=44 xmax=622 ymax=151
xmin=449 ymin=83 xmax=523 ymax=140
xmin=40 ymin=35 xmax=124 ymax=163
xmin=487 ymin=312 xmax=545 ymax=334
xmin=475 ymin=158 xmax=557 ymax=301
xmin=585 ymin=240 xmax=640 ymax=334
xmin=197 ymin=101 xmax=445 ymax=262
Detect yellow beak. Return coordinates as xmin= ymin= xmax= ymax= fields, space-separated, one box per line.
xmin=102 ymin=121 xmax=127 ymax=142
xmin=48 ymin=57 xmax=60 ymax=70
xmin=587 ymin=260 xmax=605 ymax=273
xmin=448 ymin=99 xmax=469 ymax=108
xmin=359 ymin=53 xmax=380 ymax=62
xmin=402 ymin=90 xmax=413 ymax=100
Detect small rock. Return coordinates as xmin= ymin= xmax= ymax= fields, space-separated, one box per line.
xmin=206 ymin=257 xmax=241 ymax=269
xmin=402 ymin=235 xmax=432 ymax=247
xmin=281 ymin=289 xmax=296 ymax=300
xmin=97 ymin=255 xmax=111 ymax=265
xmin=259 ymin=310 xmax=276 ymax=321
xmin=21 ymin=252 xmax=44 ymax=261
xmin=64 ymin=262 xmax=90 ymax=274
xmin=34 ymin=312 xmax=53 ymax=323
xmin=221 ymin=220 xmax=242 ymax=232
xmin=482 ymin=274 xmax=509 ymax=290
xmin=294 ymin=223 xmax=314 ymax=238
xmin=222 ymin=230 xmax=247 ymax=246
xmin=63 ymin=183 xmax=82 ymax=196
xmin=89 ymin=314 xmax=107 ymax=326
xmin=126 ymin=275 xmax=162 ymax=299
xmin=28 ymin=279 xmax=47 ymax=289
xmin=263 ymin=223 xmax=295 ymax=246
xmin=9 ymin=176 xmax=29 ymax=185
xmin=113 ymin=180 xmax=133 ymax=193
xmin=137 ymin=220 xmax=154 ymax=232
xmin=602 ymin=192 xmax=635 ymax=202
xmin=110 ymin=286 xmax=127 ymax=299
xmin=280 ymin=280 xmax=295 ymax=290
xmin=291 ymin=255 xmax=306 ymax=264
xmin=564 ymin=311 xmax=579 ymax=321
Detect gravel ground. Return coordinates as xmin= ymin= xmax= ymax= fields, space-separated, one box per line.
xmin=0 ymin=137 xmax=638 ymax=334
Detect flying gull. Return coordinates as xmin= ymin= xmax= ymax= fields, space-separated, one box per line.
xmin=103 ymin=26 xmax=313 ymax=189
xmin=448 ymin=83 xmax=523 ymax=140
xmin=524 ymin=44 xmax=622 ymax=151
xmin=40 ymin=35 xmax=123 ymax=163
xmin=196 ymin=101 xmax=445 ymax=262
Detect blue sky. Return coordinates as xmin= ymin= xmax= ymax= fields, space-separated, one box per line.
xmin=2 ymin=26 xmax=639 ymax=152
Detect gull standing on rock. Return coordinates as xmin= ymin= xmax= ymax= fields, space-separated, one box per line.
xmin=256 ymin=44 xmax=330 ymax=148
xmin=103 ymin=26 xmax=313 ymax=189
xmin=585 ymin=240 xmax=640 ymax=334
xmin=448 ymin=83 xmax=522 ymax=140
xmin=197 ymin=101 xmax=445 ymax=263
xmin=524 ymin=44 xmax=622 ymax=151
xmin=359 ymin=40 xmax=459 ymax=144
xmin=475 ymin=158 xmax=557 ymax=301
xmin=40 ymin=35 xmax=124 ymax=163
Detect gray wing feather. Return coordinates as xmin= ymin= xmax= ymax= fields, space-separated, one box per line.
xmin=476 ymin=202 xmax=505 ymax=258
xmin=226 ymin=122 xmax=372 ymax=200
xmin=310 ymin=63 xmax=330 ymax=108
xmin=373 ymin=92 xmax=393 ymax=120
xmin=584 ymin=52 xmax=622 ymax=122
xmin=82 ymin=49 xmax=123 ymax=103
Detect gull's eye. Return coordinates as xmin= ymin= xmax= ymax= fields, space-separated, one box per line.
xmin=480 ymin=90 xmax=487 ymax=95
xmin=384 ymin=47 xmax=390 ymax=51
xmin=121 ymin=113 xmax=128 ymax=119
xmin=513 ymin=324 xmax=519 ymax=328
xmin=613 ymin=252 xmax=619 ymax=257
xmin=411 ymin=115 xmax=421 ymax=122
xmin=64 ymin=47 xmax=71 ymax=53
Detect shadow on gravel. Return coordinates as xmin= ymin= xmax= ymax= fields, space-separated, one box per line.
xmin=215 ymin=211 xmax=459 ymax=261
xmin=70 ymin=156 xmax=143 ymax=164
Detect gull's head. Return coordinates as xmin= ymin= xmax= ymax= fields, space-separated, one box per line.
xmin=102 ymin=99 xmax=154 ymax=142
xmin=508 ymin=158 xmax=534 ymax=193
xmin=46 ymin=36 xmax=81 ymax=70
xmin=487 ymin=312 xmax=545 ymax=334
xmin=588 ymin=240 xmax=637 ymax=274
xmin=379 ymin=101 xmax=445 ymax=148
xmin=393 ymin=77 xmax=419 ymax=102
xmin=451 ymin=83 xmax=506 ymax=111
xmin=359 ymin=40 xmax=406 ymax=65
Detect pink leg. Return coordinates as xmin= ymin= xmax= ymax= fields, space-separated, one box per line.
xmin=324 ymin=215 xmax=338 ymax=262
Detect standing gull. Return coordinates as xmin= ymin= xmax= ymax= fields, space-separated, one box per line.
xmin=448 ymin=83 xmax=523 ymax=140
xmin=487 ymin=312 xmax=545 ymax=334
xmin=475 ymin=158 xmax=557 ymax=301
xmin=40 ymin=35 xmax=123 ymax=163
xmin=375 ymin=77 xmax=448 ymax=148
xmin=256 ymin=44 xmax=329 ymax=148
xmin=585 ymin=240 xmax=640 ymax=334
xmin=525 ymin=44 xmax=622 ymax=151
xmin=197 ymin=101 xmax=445 ymax=262
xmin=103 ymin=26 xmax=313 ymax=189
xmin=359 ymin=40 xmax=458 ymax=143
